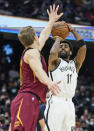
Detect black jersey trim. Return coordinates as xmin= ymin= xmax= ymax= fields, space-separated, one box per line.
xmin=44 ymin=95 xmax=52 ymax=131
xmin=20 ymin=91 xmax=41 ymax=103
xmin=49 ymin=71 xmax=53 ymax=81
xmin=22 ymin=47 xmax=33 ymax=56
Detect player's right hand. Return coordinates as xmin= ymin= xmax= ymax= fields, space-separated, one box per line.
xmin=53 ymin=36 xmax=64 ymax=41
xmin=47 ymin=4 xmax=63 ymax=22
xmin=48 ymin=81 xmax=61 ymax=96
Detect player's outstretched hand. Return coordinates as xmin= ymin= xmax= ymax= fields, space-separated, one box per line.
xmin=48 ymin=81 xmax=61 ymax=96
xmin=47 ymin=4 xmax=63 ymax=22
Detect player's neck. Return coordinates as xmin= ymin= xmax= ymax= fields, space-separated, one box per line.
xmin=31 ymin=41 xmax=39 ymax=49
xmin=26 ymin=43 xmax=39 ymax=50
xmin=63 ymin=58 xmax=70 ymax=63
xmin=31 ymin=44 xmax=39 ymax=49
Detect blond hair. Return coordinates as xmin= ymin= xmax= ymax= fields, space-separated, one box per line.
xmin=18 ymin=26 xmax=36 ymax=47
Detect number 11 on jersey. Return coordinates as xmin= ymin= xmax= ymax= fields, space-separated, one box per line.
xmin=67 ymin=74 xmax=72 ymax=84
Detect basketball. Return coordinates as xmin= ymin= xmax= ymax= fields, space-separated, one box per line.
xmin=51 ymin=21 xmax=70 ymax=39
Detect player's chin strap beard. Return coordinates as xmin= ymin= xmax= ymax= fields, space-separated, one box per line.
xmin=58 ymin=52 xmax=69 ymax=60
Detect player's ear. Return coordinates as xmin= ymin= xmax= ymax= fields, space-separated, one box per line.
xmin=70 ymin=51 xmax=72 ymax=56
xmin=34 ymin=35 xmax=37 ymax=40
xmin=34 ymin=35 xmax=39 ymax=41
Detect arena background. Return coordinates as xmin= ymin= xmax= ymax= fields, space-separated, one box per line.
xmin=0 ymin=0 xmax=94 ymax=131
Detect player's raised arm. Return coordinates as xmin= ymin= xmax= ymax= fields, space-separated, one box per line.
xmin=38 ymin=4 xmax=63 ymax=51
xmin=68 ymin=24 xmax=87 ymax=73
xmin=24 ymin=49 xmax=61 ymax=95
xmin=48 ymin=36 xmax=63 ymax=71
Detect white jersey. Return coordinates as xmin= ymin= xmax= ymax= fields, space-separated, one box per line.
xmin=49 ymin=58 xmax=78 ymax=98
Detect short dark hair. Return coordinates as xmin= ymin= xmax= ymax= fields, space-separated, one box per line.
xmin=60 ymin=40 xmax=73 ymax=52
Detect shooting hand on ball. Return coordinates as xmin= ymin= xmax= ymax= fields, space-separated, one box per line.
xmin=53 ymin=36 xmax=64 ymax=41
xmin=67 ymin=24 xmax=74 ymax=33
xmin=47 ymin=4 xmax=63 ymax=22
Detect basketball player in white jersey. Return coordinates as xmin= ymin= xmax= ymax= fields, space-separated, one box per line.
xmin=44 ymin=25 xmax=87 ymax=131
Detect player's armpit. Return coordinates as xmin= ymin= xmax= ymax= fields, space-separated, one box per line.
xmin=74 ymin=45 xmax=86 ymax=73
xmin=49 ymin=53 xmax=58 ymax=63
xmin=48 ymin=54 xmax=59 ymax=71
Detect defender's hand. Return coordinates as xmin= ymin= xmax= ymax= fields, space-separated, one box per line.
xmin=47 ymin=4 xmax=63 ymax=22
xmin=48 ymin=81 xmax=61 ymax=96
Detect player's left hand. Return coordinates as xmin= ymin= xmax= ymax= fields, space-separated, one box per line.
xmin=48 ymin=81 xmax=61 ymax=96
xmin=47 ymin=4 xmax=63 ymax=22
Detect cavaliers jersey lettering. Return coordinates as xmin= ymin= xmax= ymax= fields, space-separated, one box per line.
xmin=19 ymin=49 xmax=47 ymax=103
xmin=49 ymin=58 xmax=78 ymax=98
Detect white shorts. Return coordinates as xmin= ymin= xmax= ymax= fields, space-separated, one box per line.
xmin=44 ymin=95 xmax=75 ymax=131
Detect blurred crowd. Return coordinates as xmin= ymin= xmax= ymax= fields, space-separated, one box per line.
xmin=0 ymin=53 xmax=19 ymax=130
xmin=0 ymin=0 xmax=94 ymax=26
xmin=74 ymin=85 xmax=94 ymax=131
xmin=0 ymin=44 xmax=94 ymax=131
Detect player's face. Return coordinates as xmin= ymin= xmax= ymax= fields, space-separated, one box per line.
xmin=58 ymin=43 xmax=72 ymax=59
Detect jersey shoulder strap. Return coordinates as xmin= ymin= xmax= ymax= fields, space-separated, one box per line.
xmin=22 ymin=47 xmax=33 ymax=57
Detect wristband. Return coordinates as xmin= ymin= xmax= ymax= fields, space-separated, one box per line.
xmin=77 ymin=39 xmax=85 ymax=48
